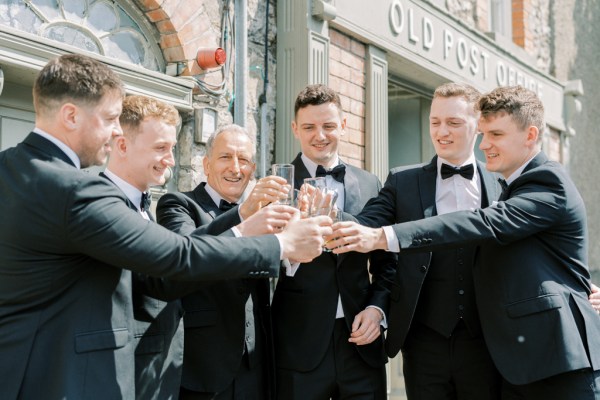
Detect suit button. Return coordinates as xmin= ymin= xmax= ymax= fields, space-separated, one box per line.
xmin=419 ymin=265 xmax=427 ymax=273
xmin=458 ymin=274 xmax=464 ymax=281
xmin=458 ymin=289 xmax=465 ymax=295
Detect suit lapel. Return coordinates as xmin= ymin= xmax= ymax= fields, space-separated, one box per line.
xmin=342 ymin=164 xmax=362 ymax=215
xmin=99 ymin=172 xmax=139 ymax=212
xmin=23 ymin=132 xmax=77 ymax=167
xmin=419 ymin=157 xmax=438 ymax=218
xmin=291 ymin=153 xmax=311 ymax=190
xmin=190 ymin=182 xmax=222 ymax=219
xmin=477 ymin=160 xmax=500 ymax=207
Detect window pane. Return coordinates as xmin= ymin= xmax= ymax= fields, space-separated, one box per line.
xmin=44 ymin=24 xmax=101 ymax=53
xmin=87 ymin=1 xmax=117 ymax=33
xmin=0 ymin=1 xmax=41 ymax=33
xmin=34 ymin=0 xmax=61 ymax=22
xmin=61 ymin=0 xmax=86 ymax=23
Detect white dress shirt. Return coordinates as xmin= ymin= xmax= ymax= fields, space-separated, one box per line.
xmin=384 ymin=155 xmax=481 ymax=252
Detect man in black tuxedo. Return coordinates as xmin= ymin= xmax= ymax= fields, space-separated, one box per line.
xmin=343 ymin=82 xmax=502 ymax=399
xmin=103 ymin=94 xmax=184 ymax=399
xmin=329 ymin=86 xmax=600 ymax=399
xmin=272 ymin=84 xmax=397 ymax=399
xmin=0 ymin=54 xmax=331 ymax=399
xmin=156 ymin=124 xmax=289 ymax=400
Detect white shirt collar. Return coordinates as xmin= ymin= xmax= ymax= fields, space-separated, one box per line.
xmin=300 ymin=153 xmax=340 ymax=177
xmin=104 ymin=168 xmax=145 ymax=211
xmin=33 ymin=128 xmax=81 ymax=169
xmin=505 ymin=150 xmax=540 ymax=185
xmin=205 ymin=183 xmax=241 ymax=208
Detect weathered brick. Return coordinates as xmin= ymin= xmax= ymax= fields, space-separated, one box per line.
xmin=156 ymin=19 xmax=176 ymax=34
xmin=162 ymin=46 xmax=186 ymax=62
xmin=159 ymin=33 xmax=183 ymax=49
xmin=146 ymin=8 xmax=169 ymax=22
xmin=133 ymin=0 xmax=164 ymax=12
xmin=329 ymin=29 xmax=351 ymax=49
xmin=330 ymin=59 xmax=351 ymax=81
xmin=350 ymin=40 xmax=366 ymax=58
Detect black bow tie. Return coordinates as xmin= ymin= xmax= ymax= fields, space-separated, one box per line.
xmin=440 ymin=163 xmax=474 ymax=180
xmin=140 ymin=192 xmax=151 ymax=212
xmin=219 ymin=199 xmax=238 ymax=211
xmin=316 ymin=164 xmax=346 ymax=183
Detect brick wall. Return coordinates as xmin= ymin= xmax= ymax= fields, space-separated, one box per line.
xmin=329 ymin=29 xmax=367 ymax=169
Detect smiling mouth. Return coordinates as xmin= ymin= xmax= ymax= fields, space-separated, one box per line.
xmin=438 ymin=140 xmax=452 ymax=145
xmin=312 ymin=143 xmax=330 ymax=149
xmin=224 ymin=176 xmax=242 ymax=183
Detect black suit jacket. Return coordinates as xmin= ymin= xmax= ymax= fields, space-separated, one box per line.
xmin=355 ymin=157 xmax=501 ymax=356
xmin=0 ymin=133 xmax=280 ymax=399
xmin=100 ymin=172 xmax=185 ymax=400
xmin=391 ymin=152 xmax=600 ymax=384
xmin=271 ymin=153 xmax=397 ymax=372
xmin=155 ymin=183 xmax=274 ymax=397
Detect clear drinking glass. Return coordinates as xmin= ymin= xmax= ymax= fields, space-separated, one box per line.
xmin=271 ymin=164 xmax=295 ymax=205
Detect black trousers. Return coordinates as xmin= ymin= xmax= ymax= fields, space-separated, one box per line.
xmin=179 ymin=351 xmax=266 ymax=400
xmin=401 ymin=320 xmax=502 ymax=400
xmin=502 ymin=368 xmax=600 ymax=400
xmin=276 ymin=318 xmax=387 ymax=400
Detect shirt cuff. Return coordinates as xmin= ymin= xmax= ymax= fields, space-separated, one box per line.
xmin=383 ymin=225 xmax=400 ymax=252
xmin=366 ymin=305 xmax=388 ymax=329
xmin=281 ymin=260 xmax=301 ymax=276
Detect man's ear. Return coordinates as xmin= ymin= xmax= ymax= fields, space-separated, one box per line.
xmin=291 ymin=120 xmax=299 ymax=140
xmin=60 ymin=103 xmax=79 ymax=131
xmin=526 ymin=125 xmax=539 ymax=145
xmin=114 ymin=136 xmax=128 ymax=155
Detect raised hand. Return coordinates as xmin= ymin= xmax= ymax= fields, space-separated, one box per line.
xmin=239 ymin=175 xmax=290 ymax=220
xmin=325 ymin=221 xmax=388 ymax=254
xmin=277 ymin=215 xmax=333 ymax=263
xmin=236 ymin=204 xmax=297 ymax=236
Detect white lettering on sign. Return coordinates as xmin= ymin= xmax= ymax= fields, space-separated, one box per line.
xmin=389 ymin=0 xmax=543 ymax=97
xmin=423 ymin=17 xmax=434 ymax=49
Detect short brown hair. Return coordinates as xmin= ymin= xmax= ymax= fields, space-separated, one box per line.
xmin=33 ymin=54 xmax=124 ymax=116
xmin=433 ymin=82 xmax=481 ymax=108
xmin=119 ymin=95 xmax=180 ymax=139
xmin=294 ymin=84 xmax=342 ymax=119
xmin=477 ymin=86 xmax=545 ymax=133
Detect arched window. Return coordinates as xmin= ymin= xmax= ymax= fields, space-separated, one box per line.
xmin=0 ymin=0 xmax=163 ymax=71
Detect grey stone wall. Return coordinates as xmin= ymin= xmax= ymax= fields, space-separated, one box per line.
xmin=175 ymin=0 xmax=277 ymax=191
xmin=551 ymin=0 xmax=600 ymax=273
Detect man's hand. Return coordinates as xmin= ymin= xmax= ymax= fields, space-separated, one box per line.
xmin=277 ymin=215 xmax=332 ymax=263
xmin=324 ymin=221 xmax=388 ymax=254
xmin=348 ymin=308 xmax=382 ymax=345
xmin=239 ymin=175 xmax=290 ymax=220
xmin=237 ymin=205 xmax=296 ymax=236
xmin=590 ymin=283 xmax=600 ymax=314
